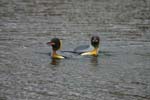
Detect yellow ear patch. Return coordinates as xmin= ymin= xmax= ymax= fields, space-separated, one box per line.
xmin=59 ymin=40 xmax=62 ymax=50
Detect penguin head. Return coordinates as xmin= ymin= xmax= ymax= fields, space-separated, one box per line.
xmin=47 ymin=38 xmax=61 ymax=51
xmin=91 ymin=35 xmax=100 ymax=48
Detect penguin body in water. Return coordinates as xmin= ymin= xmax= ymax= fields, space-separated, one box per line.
xmin=74 ymin=35 xmax=100 ymax=56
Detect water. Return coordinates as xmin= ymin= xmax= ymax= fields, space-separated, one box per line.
xmin=0 ymin=0 xmax=150 ymax=100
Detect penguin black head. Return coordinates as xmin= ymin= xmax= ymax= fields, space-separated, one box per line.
xmin=47 ymin=38 xmax=61 ymax=51
xmin=91 ymin=35 xmax=100 ymax=48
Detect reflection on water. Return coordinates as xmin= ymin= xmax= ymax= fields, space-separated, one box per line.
xmin=0 ymin=96 xmax=7 ymax=100
xmin=90 ymin=56 xmax=98 ymax=66
xmin=50 ymin=54 xmax=99 ymax=66
xmin=51 ymin=58 xmax=61 ymax=65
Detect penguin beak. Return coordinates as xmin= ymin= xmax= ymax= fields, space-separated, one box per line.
xmin=46 ymin=42 xmax=55 ymax=46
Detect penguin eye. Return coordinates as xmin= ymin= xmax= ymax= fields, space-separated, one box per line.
xmin=92 ymin=39 xmax=98 ymax=42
